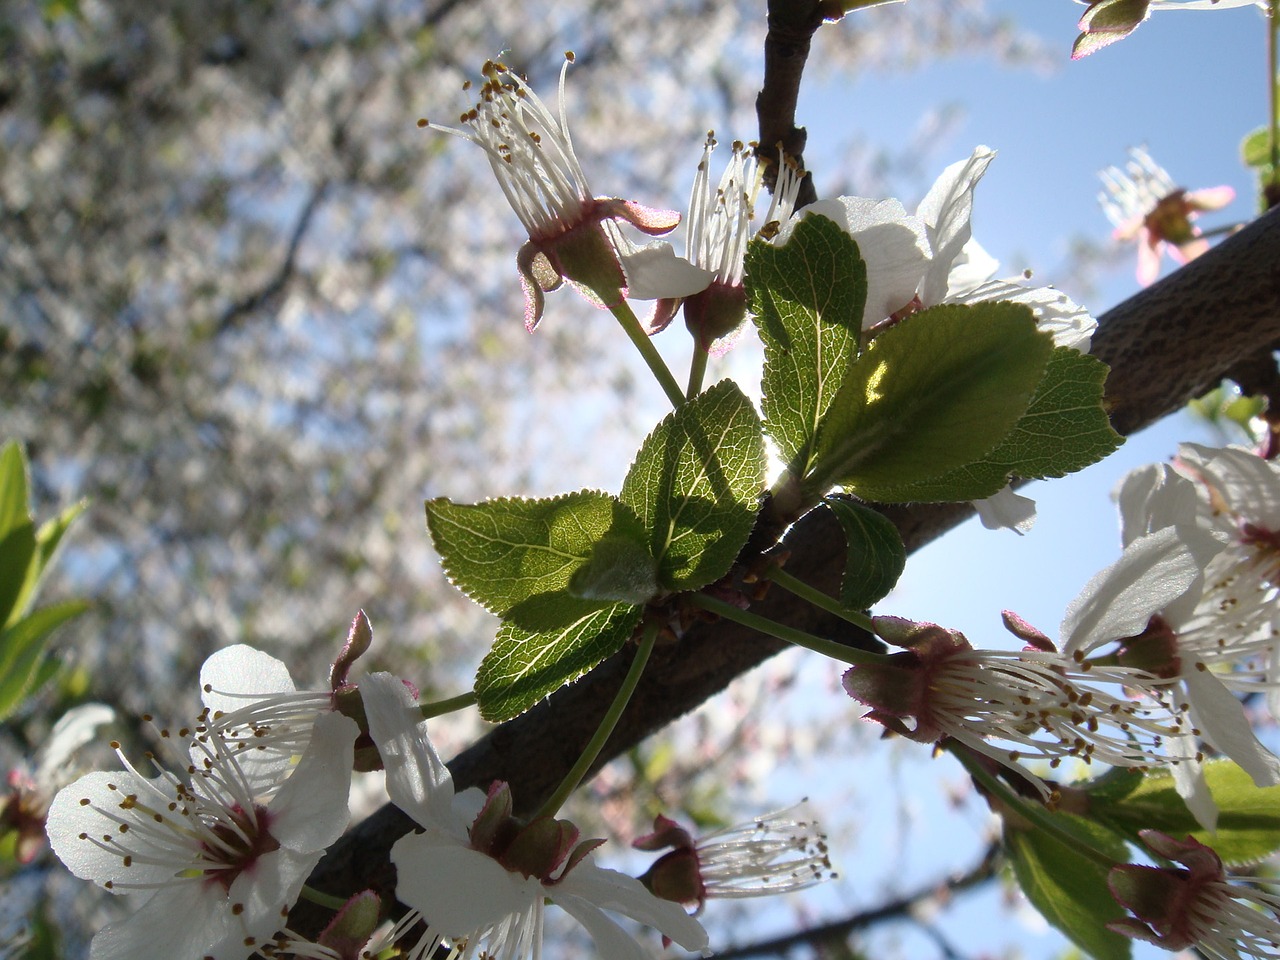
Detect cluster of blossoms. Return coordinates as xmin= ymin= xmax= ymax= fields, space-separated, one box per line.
xmin=846 ymin=441 xmax=1280 ymax=830
xmin=421 ymin=59 xmax=1098 ymax=532
xmin=42 ymin=632 xmax=835 ymax=960
xmin=1061 ymin=444 xmax=1280 ymax=827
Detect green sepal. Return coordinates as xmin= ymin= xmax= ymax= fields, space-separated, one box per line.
xmin=879 ymin=347 xmax=1122 ymax=503
xmin=620 ymin=380 xmax=765 ymax=592
xmin=823 ymin=496 xmax=905 ymax=610
xmin=1086 ymin=761 xmax=1280 ymax=866
xmin=745 ymin=214 xmax=867 ymax=478
xmin=804 ymin=301 xmax=1053 ymax=502
xmin=425 ymin=491 xmax=650 ymax=621
xmin=1004 ymin=812 xmax=1132 ymax=960
xmin=475 ymin=602 xmax=643 ymax=722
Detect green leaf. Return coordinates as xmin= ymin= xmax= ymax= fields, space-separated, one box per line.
xmin=1087 ymin=761 xmax=1280 ymax=866
xmin=745 ymin=215 xmax=867 ymax=477
xmin=425 ymin=491 xmax=649 ymax=620
xmin=1004 ymin=814 xmax=1132 ymax=960
xmin=0 ymin=441 xmax=30 ymax=539
xmin=568 ymin=535 xmax=660 ymax=604
xmin=8 ymin=499 xmax=88 ymax=630
xmin=0 ymin=599 xmax=87 ymax=720
xmin=619 ymin=381 xmax=765 ymax=592
xmin=0 ymin=524 xmax=36 ymax=631
xmin=805 ymin=301 xmax=1053 ymax=502
xmin=475 ymin=602 xmax=642 ymax=721
xmin=879 ymin=347 xmax=1122 ymax=502
xmin=823 ymin=496 xmax=905 ymax=609
xmin=1242 ymin=127 xmax=1273 ymax=170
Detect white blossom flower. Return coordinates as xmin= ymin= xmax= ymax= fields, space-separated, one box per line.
xmin=777 ymin=147 xmax=1097 ymax=530
xmin=46 ymin=711 xmax=357 ymax=960
xmin=648 ymin=135 xmax=804 ymax=353
xmin=843 ymin=616 xmax=1197 ymax=803
xmin=1099 ymin=147 xmax=1235 ymax=286
xmin=779 ymin=146 xmax=1096 ymax=350
xmin=1110 ymin=830 xmax=1280 ymax=959
xmin=1062 ymin=511 xmax=1280 ymax=829
xmin=199 ymin=613 xmax=377 ymax=776
xmin=360 ymin=672 xmax=709 ymax=960
xmin=421 ymin=56 xmax=709 ymax=331
xmin=261 ymin=891 xmax=442 ymax=960
xmin=633 ymin=803 xmax=835 ymax=913
xmin=2 ymin=702 xmax=114 ymax=863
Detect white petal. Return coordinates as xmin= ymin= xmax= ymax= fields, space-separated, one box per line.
xmin=391 ymin=831 xmax=538 ymax=938
xmin=268 ymin=712 xmax=357 ymax=852
xmin=1179 ymin=443 xmax=1280 ymax=531
xmin=47 ymin=770 xmax=184 ymax=888
xmin=1268 ymin=646 xmax=1280 ymax=722
xmin=941 ymin=238 xmax=1000 ymax=299
xmin=916 ymin=146 xmax=996 ymax=306
xmin=973 ymin=486 xmax=1036 ymax=534
xmin=37 ymin=703 xmax=114 ymax=779
xmin=785 ymin=201 xmax=930 ymax=329
xmin=88 ymin=883 xmax=226 ymax=960
xmin=1060 ymin=525 xmax=1220 ymax=655
xmin=201 ymin=645 xmax=297 ymax=715
xmin=1114 ymin=462 xmax=1203 ymax=546
xmin=1169 ymin=738 xmax=1218 ymax=832
xmin=552 ymin=896 xmax=652 ymax=960
xmin=948 ymin=277 xmax=1097 ymax=352
xmin=360 ymin=672 xmax=455 ymax=827
xmin=621 ymin=242 xmax=714 ymax=300
xmin=1184 ymin=666 xmax=1280 ymax=787
xmin=215 ymin=846 xmax=318 ymax=956
xmin=554 ymin=858 xmax=709 ymax=953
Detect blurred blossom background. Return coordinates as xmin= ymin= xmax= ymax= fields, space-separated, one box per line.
xmin=0 ymin=0 xmax=1266 ymax=956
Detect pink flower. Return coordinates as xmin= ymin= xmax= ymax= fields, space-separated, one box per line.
xmin=1099 ymin=147 xmax=1234 ymax=286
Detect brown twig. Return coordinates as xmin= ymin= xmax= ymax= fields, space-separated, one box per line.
xmin=755 ymin=0 xmax=826 ymax=208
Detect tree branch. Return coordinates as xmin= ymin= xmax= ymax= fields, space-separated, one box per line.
xmin=293 ymin=208 xmax=1280 ymax=934
xmin=755 ymin=0 xmax=824 ymax=207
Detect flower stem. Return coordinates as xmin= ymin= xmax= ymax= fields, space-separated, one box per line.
xmin=950 ymin=747 xmax=1121 ymax=871
xmin=419 ymin=690 xmax=477 ymax=720
xmin=1269 ymin=0 xmax=1279 ymax=194
xmin=609 ymin=301 xmax=686 ymax=408
xmin=535 ymin=622 xmax=658 ymax=819
xmin=686 ymin=344 xmax=709 ymax=399
xmin=764 ymin=567 xmax=876 ymax=632
xmin=684 ymin=592 xmax=884 ymax=666
xmin=299 ymin=884 xmax=349 ymax=911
